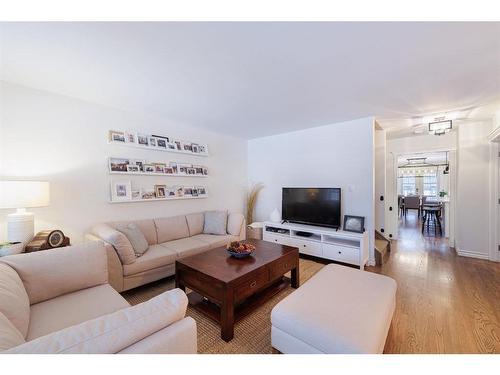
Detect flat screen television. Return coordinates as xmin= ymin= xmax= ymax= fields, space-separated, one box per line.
xmin=282 ymin=187 xmax=341 ymax=229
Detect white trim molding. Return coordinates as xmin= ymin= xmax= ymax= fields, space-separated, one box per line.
xmin=456 ymin=249 xmax=490 ymax=260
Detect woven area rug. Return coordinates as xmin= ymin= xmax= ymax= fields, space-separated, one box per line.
xmin=121 ymin=258 xmax=324 ymax=353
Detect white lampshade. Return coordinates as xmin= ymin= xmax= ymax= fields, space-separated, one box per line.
xmin=0 ymin=181 xmax=50 ymax=209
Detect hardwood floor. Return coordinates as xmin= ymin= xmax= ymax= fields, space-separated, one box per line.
xmin=366 ymin=211 xmax=500 ymax=353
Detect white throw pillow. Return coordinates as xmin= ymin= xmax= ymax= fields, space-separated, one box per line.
xmin=117 ymin=223 xmax=149 ymax=256
xmin=203 ymin=210 xmax=228 ymax=235
xmin=91 ymin=224 xmax=136 ymax=265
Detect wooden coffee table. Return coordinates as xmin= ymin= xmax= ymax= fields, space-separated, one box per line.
xmin=175 ymin=239 xmax=299 ymax=342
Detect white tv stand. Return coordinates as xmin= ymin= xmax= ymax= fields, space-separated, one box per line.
xmin=263 ymin=221 xmax=369 ymax=270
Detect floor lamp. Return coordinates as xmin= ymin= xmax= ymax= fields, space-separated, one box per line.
xmin=0 ymin=181 xmax=50 ymax=245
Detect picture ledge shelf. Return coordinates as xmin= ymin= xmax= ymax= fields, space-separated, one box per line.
xmin=109 ymin=195 xmax=208 ymax=204
xmin=108 ymin=140 xmax=209 ymax=157
xmin=109 ymin=171 xmax=208 ymax=178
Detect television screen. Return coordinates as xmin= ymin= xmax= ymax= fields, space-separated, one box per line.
xmin=282 ymin=188 xmax=341 ymax=228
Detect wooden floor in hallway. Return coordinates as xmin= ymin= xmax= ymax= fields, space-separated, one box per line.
xmin=366 ymin=211 xmax=500 ymax=353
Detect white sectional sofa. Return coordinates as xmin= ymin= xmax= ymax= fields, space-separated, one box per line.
xmin=0 ymin=242 xmax=196 ymax=354
xmin=87 ymin=211 xmax=245 ymax=292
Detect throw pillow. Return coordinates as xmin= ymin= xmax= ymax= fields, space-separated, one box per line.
xmin=203 ymin=210 xmax=228 ymax=235
xmin=91 ymin=223 xmax=136 ymax=265
xmin=116 ymin=223 xmax=149 ymax=256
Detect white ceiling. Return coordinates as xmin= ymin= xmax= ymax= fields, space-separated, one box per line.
xmin=1 ymin=22 xmax=499 ymax=139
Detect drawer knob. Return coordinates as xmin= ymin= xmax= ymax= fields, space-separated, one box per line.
xmin=250 ymin=281 xmax=257 ymax=288
xmin=303 ymin=244 xmax=306 ymax=247
xmin=338 ymin=251 xmax=342 ymax=254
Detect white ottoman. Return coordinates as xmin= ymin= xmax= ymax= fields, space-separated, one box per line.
xmin=271 ymin=264 xmax=397 ymax=354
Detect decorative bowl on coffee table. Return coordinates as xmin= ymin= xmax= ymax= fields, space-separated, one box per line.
xmin=226 ymin=241 xmax=255 ymax=258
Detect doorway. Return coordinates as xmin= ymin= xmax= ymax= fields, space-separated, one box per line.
xmin=391 ymin=150 xmax=456 ymax=247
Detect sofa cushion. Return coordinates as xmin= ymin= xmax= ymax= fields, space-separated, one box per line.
xmin=1 ymin=242 xmax=108 ymax=305
xmin=271 ymin=264 xmax=397 ymax=354
xmin=186 ymin=212 xmax=204 ymax=236
xmin=116 ymin=223 xmax=149 ymax=256
xmin=191 ymin=234 xmax=239 ymax=250
xmin=203 ymin=210 xmax=228 ymax=235
xmin=161 ymin=237 xmax=210 ymax=258
xmin=91 ymin=223 xmax=136 ymax=265
xmin=155 ymin=215 xmax=190 ymax=243
xmin=6 ymin=289 xmax=188 ymax=354
xmin=0 ymin=311 xmax=25 ymax=351
xmin=0 ymin=263 xmax=30 ymax=338
xmin=27 ymin=284 xmax=130 ymax=341
xmin=123 ymin=245 xmax=178 ymax=276
xmin=110 ymin=219 xmax=157 ymax=246
xmin=227 ymin=213 xmax=244 ymax=236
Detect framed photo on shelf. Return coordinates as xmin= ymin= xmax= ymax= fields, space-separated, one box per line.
xmin=167 ymin=142 xmax=176 ymax=150
xmin=183 ymin=143 xmax=193 ymax=152
xmin=164 ymin=166 xmax=174 ymax=174
xmin=196 ymin=186 xmax=207 ymax=196
xmin=183 ymin=186 xmax=193 ymax=196
xmin=111 ymin=181 xmax=132 ymax=201
xmin=131 ymin=190 xmax=140 ymax=200
xmin=178 ymin=163 xmax=191 ymax=175
xmin=156 ymin=138 xmax=167 ymax=149
xmin=141 ymin=187 xmax=155 ymax=200
xmin=203 ymin=167 xmax=208 ymax=175
xmin=149 ymin=137 xmax=157 ymax=147
xmin=187 ymin=167 xmax=196 ymax=175
xmin=154 ymin=163 xmax=166 ymax=173
xmin=174 ymin=140 xmax=182 ymax=151
xmin=125 ymin=132 xmax=136 ymax=143
xmin=132 ymin=159 xmax=145 ymax=171
xmin=109 ymin=157 xmax=130 ymax=172
xmin=126 ymin=165 xmax=140 ymax=173
xmin=343 ymin=215 xmax=365 ymax=233
xmin=193 ymin=165 xmax=204 ymax=175
xmin=169 ymin=162 xmax=178 ymax=174
xmin=154 ymin=184 xmax=167 ymax=198
xmin=198 ymin=144 xmax=208 ymax=154
xmin=175 ymin=186 xmax=184 ymax=197
xmin=143 ymin=164 xmax=155 ymax=173
xmin=110 ymin=131 xmax=126 ymax=143
xmin=137 ymin=133 xmax=149 ymax=146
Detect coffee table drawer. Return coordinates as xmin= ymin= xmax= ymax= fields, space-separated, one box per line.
xmin=269 ymin=252 xmax=296 ymax=280
xmin=234 ymin=268 xmax=269 ymax=302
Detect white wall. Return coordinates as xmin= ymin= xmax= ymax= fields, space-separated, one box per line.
xmin=247 ymin=117 xmax=376 ymax=263
xmin=0 ymin=82 xmax=247 ymax=242
xmin=456 ymin=120 xmax=493 ymax=259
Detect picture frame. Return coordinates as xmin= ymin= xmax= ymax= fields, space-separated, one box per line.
xmin=131 ymin=190 xmax=140 ymax=200
xmin=192 ymin=143 xmax=200 ymax=153
xmin=154 ymin=184 xmax=167 ymax=198
xmin=109 ymin=157 xmax=130 ymax=172
xmin=154 ymin=163 xmax=166 ymax=173
xmin=174 ymin=140 xmax=182 ymax=150
xmin=126 ymin=165 xmax=140 ymax=173
xmin=137 ymin=133 xmax=149 ymax=146
xmin=131 ymin=159 xmax=145 ymax=171
xmin=125 ymin=132 xmax=136 ymax=143
xmin=163 ymin=166 xmax=174 ymax=174
xmin=111 ymin=181 xmax=132 ymax=201
xmin=343 ymin=215 xmax=365 ymax=233
xmin=169 ymin=162 xmax=178 ymax=174
xmin=174 ymin=186 xmax=184 ymax=197
xmin=141 ymin=187 xmax=155 ymax=200
xmin=156 ymin=138 xmax=167 ymax=149
xmin=193 ymin=165 xmax=204 ymax=175
xmin=178 ymin=163 xmax=191 ymax=175
xmin=167 ymin=142 xmax=176 ymax=150
xmin=143 ymin=164 xmax=155 ymax=173
xmin=149 ymin=137 xmax=157 ymax=147
xmin=196 ymin=186 xmax=207 ymax=196
xmin=110 ymin=130 xmax=126 ymax=143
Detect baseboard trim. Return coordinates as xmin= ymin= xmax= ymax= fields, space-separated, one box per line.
xmin=456 ymin=249 xmax=490 ymax=260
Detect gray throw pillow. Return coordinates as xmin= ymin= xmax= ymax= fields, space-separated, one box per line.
xmin=116 ymin=223 xmax=149 ymax=256
xmin=203 ymin=210 xmax=228 ymax=235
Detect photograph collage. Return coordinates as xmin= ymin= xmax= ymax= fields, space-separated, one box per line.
xmin=109 ymin=157 xmax=208 ymax=177
xmin=111 ymin=180 xmax=207 ymax=202
xmin=109 ymin=130 xmax=209 ymax=156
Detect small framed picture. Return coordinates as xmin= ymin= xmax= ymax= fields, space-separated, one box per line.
xmin=111 ymin=181 xmax=132 ymax=201
xmin=126 ymin=165 xmax=140 ymax=173
xmin=183 ymin=143 xmax=193 ymax=152
xmin=149 ymin=137 xmax=157 ymax=147
xmin=192 ymin=187 xmax=199 ymax=197
xmin=167 ymin=142 xmax=176 ymax=150
xmin=109 ymin=157 xmax=130 ymax=172
xmin=169 ymin=162 xmax=178 ymax=174
xmin=192 ymin=143 xmax=200 ymax=153
xmin=203 ymin=167 xmax=208 ymax=175
xmin=125 ymin=132 xmax=136 ymax=143
xmin=156 ymin=138 xmax=167 ymax=149
xmin=154 ymin=184 xmax=167 ymax=198
xmin=196 ymin=186 xmax=207 ymax=196
xmin=110 ymin=131 xmax=126 ymax=143
xmin=154 ymin=163 xmax=166 ymax=173
xmin=143 ymin=164 xmax=155 ymax=173
xmin=174 ymin=186 xmax=184 ymax=197
xmin=198 ymin=144 xmax=208 ymax=155
xmin=183 ymin=186 xmax=193 ymax=196
xmin=132 ymin=159 xmax=145 ymax=171
xmin=343 ymin=215 xmax=365 ymax=233
xmin=164 ymin=166 xmax=174 ymax=174
xmin=131 ymin=190 xmax=140 ymax=200
xmin=178 ymin=163 xmax=191 ymax=175
xmin=137 ymin=133 xmax=149 ymax=146
xmin=141 ymin=187 xmax=155 ymax=200
xmin=174 ymin=140 xmax=182 ymax=150
xmin=193 ymin=165 xmax=204 ymax=175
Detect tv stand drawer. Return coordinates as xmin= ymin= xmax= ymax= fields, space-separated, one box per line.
xmin=263 ymin=233 xmax=291 ymax=246
xmin=322 ymin=243 xmax=359 ymax=265
xmin=294 ymin=239 xmax=322 ymax=257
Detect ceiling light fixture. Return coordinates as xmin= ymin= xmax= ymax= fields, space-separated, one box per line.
xmin=429 ymin=119 xmax=452 ymax=136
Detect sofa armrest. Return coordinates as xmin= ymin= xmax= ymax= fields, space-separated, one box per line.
xmin=118 ymin=317 xmax=197 ymax=354
xmin=85 ymin=235 xmax=124 ymax=292
xmin=5 ymin=288 xmax=189 ymax=354
xmin=1 ymin=242 xmax=107 ymax=305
